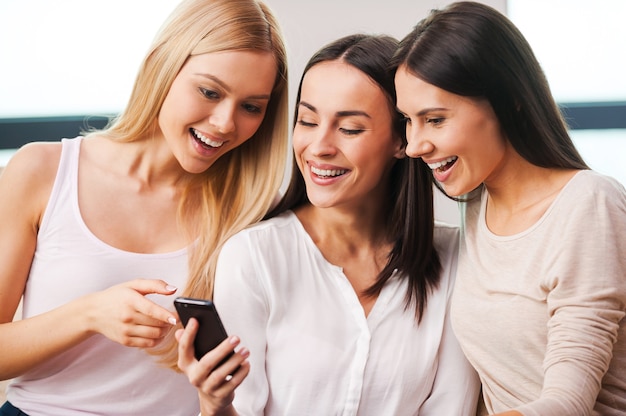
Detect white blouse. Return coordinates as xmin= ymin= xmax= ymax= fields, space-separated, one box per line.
xmin=214 ymin=211 xmax=479 ymax=416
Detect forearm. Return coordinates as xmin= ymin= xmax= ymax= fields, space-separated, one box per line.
xmin=0 ymin=296 xmax=93 ymax=379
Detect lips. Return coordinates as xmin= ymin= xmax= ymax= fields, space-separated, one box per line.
xmin=427 ymin=156 xmax=457 ymax=172
xmin=310 ymin=165 xmax=348 ymax=178
xmin=190 ymin=128 xmax=224 ymax=148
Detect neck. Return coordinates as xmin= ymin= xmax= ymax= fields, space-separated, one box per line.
xmin=295 ymin=203 xmax=390 ymax=250
xmin=483 ymin=160 xmax=579 ymax=234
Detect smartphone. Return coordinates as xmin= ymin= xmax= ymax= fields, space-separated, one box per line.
xmin=174 ymin=297 xmax=232 ymax=362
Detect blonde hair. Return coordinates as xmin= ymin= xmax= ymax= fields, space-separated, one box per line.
xmin=90 ymin=0 xmax=289 ymax=369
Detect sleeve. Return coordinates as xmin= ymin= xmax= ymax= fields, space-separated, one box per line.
xmin=213 ymin=231 xmax=270 ymax=416
xmin=421 ymin=225 xmax=481 ymax=416
xmin=516 ymin=177 xmax=626 ymax=415
xmin=419 ymin=303 xmax=481 ymax=415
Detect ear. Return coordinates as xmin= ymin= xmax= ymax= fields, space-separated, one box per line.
xmin=393 ymin=135 xmax=406 ymax=160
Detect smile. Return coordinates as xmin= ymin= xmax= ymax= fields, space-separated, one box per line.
xmin=310 ymin=166 xmax=347 ymax=178
xmin=427 ymin=156 xmax=457 ymax=172
xmin=191 ymin=128 xmax=224 ymax=148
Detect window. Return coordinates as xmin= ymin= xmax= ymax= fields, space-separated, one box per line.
xmin=0 ymin=0 xmax=179 ymax=118
xmin=507 ymin=0 xmax=626 ymax=184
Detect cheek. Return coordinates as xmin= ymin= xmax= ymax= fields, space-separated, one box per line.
xmin=159 ymin=89 xmax=196 ymax=130
xmin=291 ymin=131 xmax=308 ymax=171
xmin=291 ymin=129 xmax=307 ymax=156
xmin=477 ymin=126 xmax=507 ymax=160
xmin=156 ymin=101 xmax=175 ymax=136
xmin=161 ymin=79 xmax=187 ymax=112
xmin=235 ymin=116 xmax=265 ymax=143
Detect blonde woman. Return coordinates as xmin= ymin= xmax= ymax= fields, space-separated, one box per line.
xmin=0 ymin=0 xmax=288 ymax=415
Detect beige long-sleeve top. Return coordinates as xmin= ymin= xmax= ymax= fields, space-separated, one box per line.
xmin=451 ymin=170 xmax=626 ymax=416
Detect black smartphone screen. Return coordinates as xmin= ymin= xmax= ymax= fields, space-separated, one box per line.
xmin=174 ymin=297 xmax=231 ymax=361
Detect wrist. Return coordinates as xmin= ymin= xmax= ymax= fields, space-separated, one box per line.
xmin=199 ymin=401 xmax=237 ymax=416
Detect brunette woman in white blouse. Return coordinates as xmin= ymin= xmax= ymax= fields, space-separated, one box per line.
xmin=176 ymin=34 xmax=479 ymax=416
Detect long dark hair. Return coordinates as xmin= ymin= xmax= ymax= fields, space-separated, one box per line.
xmin=267 ymin=34 xmax=441 ymax=322
xmin=392 ymin=1 xmax=588 ymax=172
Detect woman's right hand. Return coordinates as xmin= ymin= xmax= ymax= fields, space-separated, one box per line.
xmin=176 ymin=318 xmax=250 ymax=416
xmin=82 ymin=278 xmax=179 ymax=348
xmin=0 ymin=278 xmax=179 ymax=380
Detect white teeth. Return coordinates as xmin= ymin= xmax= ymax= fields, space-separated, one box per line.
xmin=310 ymin=166 xmax=347 ymax=177
xmin=427 ymin=156 xmax=457 ymax=170
xmin=192 ymin=128 xmax=224 ymax=148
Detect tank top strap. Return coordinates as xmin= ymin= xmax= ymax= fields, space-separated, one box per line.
xmin=38 ymin=136 xmax=83 ymax=236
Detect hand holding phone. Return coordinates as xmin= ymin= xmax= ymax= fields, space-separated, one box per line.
xmin=174 ymin=297 xmax=232 ymax=362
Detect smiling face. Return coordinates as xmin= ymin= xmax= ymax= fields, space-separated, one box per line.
xmin=394 ymin=65 xmax=508 ymax=197
xmin=293 ymin=60 xmax=404 ymax=210
xmin=158 ymin=49 xmax=277 ymax=174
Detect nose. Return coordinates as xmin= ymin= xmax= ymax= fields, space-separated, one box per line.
xmin=405 ymin=124 xmax=434 ymax=158
xmin=308 ymin=125 xmax=337 ymax=157
xmin=209 ymin=102 xmax=236 ymax=134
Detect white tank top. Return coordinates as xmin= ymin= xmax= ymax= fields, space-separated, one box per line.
xmin=7 ymin=137 xmax=200 ymax=415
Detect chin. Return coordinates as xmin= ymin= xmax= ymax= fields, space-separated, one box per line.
xmin=307 ymin=197 xmax=338 ymax=209
xmin=439 ymin=183 xmax=466 ymax=198
xmin=183 ymin=161 xmax=215 ymax=175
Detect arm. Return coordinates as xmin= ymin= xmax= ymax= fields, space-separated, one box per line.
xmin=178 ymin=231 xmax=270 ymax=415
xmin=0 ymin=143 xmax=179 ymax=380
xmin=515 ymin=179 xmax=626 ymax=415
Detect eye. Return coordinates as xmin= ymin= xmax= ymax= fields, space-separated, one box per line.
xmin=297 ymin=119 xmax=317 ymax=127
xmin=339 ymin=127 xmax=364 ymax=136
xmin=242 ymin=103 xmax=262 ymax=114
xmin=426 ymin=117 xmax=444 ymax=125
xmin=200 ymin=88 xmax=219 ymax=100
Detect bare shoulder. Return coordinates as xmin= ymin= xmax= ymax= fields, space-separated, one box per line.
xmin=3 ymin=141 xmax=62 ymax=178
xmin=6 ymin=140 xmax=62 ymax=176
xmin=0 ymin=141 xmax=63 ymax=216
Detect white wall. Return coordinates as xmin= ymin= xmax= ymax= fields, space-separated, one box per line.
xmin=266 ymin=0 xmax=505 ymax=109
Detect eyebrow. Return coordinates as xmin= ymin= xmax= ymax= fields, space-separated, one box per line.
xmin=415 ymin=107 xmax=449 ymax=116
xmin=196 ymin=73 xmax=272 ymax=100
xmin=299 ymin=101 xmax=371 ymax=119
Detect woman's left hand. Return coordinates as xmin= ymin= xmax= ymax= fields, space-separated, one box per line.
xmin=176 ymin=318 xmax=250 ymax=416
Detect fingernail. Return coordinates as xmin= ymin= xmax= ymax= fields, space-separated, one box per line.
xmin=239 ymin=348 xmax=250 ymax=358
xmin=165 ymin=285 xmax=177 ymax=292
xmin=229 ymin=336 xmax=240 ymax=345
xmin=168 ymin=317 xmax=177 ymax=325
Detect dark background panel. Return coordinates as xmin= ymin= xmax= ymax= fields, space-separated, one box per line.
xmin=0 ymin=102 xmax=625 ymax=149
xmin=0 ymin=115 xmax=112 ymax=149
xmin=560 ymin=101 xmax=626 ymax=130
